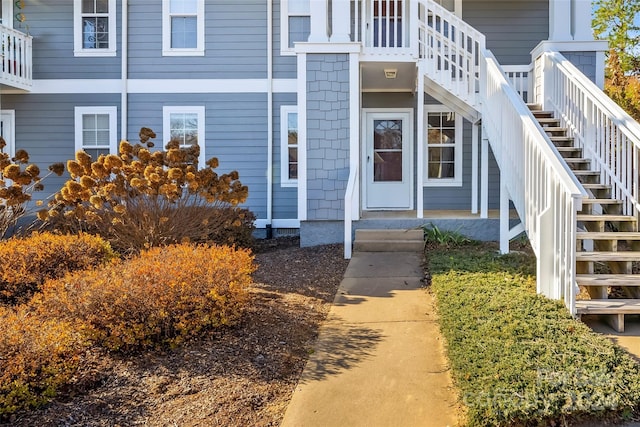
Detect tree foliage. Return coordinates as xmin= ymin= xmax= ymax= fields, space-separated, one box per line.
xmin=593 ymin=0 xmax=640 ymax=120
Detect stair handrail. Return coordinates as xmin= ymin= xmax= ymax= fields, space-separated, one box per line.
xmin=481 ymin=48 xmax=587 ymax=313
xmin=537 ymin=50 xmax=640 ymax=220
xmin=417 ymin=0 xmax=485 ymax=107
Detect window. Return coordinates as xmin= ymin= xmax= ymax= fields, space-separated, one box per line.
xmin=424 ymin=108 xmax=462 ymax=186
xmin=74 ymin=107 xmax=118 ymax=160
xmin=73 ymin=0 xmax=116 ymax=57
xmin=281 ymin=0 xmax=310 ymax=54
xmin=163 ymin=106 xmax=205 ymax=167
xmin=162 ymin=0 xmax=205 ymax=56
xmin=280 ymin=106 xmax=298 ymax=186
xmin=0 ymin=110 xmax=15 ymax=159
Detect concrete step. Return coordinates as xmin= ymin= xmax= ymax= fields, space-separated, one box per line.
xmin=576 ymin=274 xmax=640 ymax=287
xmin=354 ymin=229 xmax=424 ymax=252
xmin=576 ymin=299 xmax=640 ymax=332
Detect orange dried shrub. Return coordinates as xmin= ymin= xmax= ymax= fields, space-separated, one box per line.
xmin=0 ymin=232 xmax=116 ymax=305
xmin=0 ymin=305 xmax=87 ymax=419
xmin=37 ymin=243 xmax=255 ymax=352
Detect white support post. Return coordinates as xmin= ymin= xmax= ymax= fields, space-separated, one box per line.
xmin=471 ymin=120 xmax=479 ymax=214
xmin=416 ymin=65 xmax=425 ymax=219
xmin=308 ymin=0 xmax=329 ymax=43
xmin=480 ymin=137 xmax=489 ymax=218
xmin=297 ymin=53 xmax=308 ymax=221
xmin=500 ymin=175 xmax=510 ymax=254
xmin=331 ymin=0 xmax=351 ymax=43
xmin=549 ymin=0 xmax=571 ymax=41
xmin=572 ymin=0 xmax=593 ymax=41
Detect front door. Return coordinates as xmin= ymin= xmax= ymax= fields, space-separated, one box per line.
xmin=363 ymin=109 xmax=413 ymax=210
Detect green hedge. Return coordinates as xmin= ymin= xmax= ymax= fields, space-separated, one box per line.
xmin=429 ymin=245 xmax=640 ymax=426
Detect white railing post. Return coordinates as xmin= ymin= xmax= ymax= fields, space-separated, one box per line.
xmin=331 ymin=0 xmax=352 ymax=42
xmin=309 ymin=0 xmax=329 ymax=42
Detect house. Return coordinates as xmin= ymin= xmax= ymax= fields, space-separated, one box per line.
xmin=2 ymin=0 xmax=640 ymax=329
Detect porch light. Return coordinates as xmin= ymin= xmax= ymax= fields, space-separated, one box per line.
xmin=384 ymin=69 xmax=397 ymax=79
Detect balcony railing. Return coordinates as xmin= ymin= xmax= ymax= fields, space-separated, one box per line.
xmin=1 ymin=25 xmax=32 ymax=91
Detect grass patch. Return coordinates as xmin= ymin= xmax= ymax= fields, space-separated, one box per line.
xmin=429 ymin=243 xmax=640 ymax=426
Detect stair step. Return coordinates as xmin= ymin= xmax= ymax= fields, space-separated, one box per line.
xmin=527 ymin=103 xmax=543 ymax=111
xmin=581 ymin=184 xmax=611 ymax=190
xmin=543 ymin=127 xmax=568 ymax=133
xmin=531 ymin=110 xmax=555 ymax=118
xmin=577 ymin=214 xmax=636 ymax=222
xmin=573 ymin=171 xmax=600 ymax=178
xmin=577 ymin=231 xmax=640 ymax=240
xmin=564 ymin=158 xmax=591 ymax=169
xmin=576 ymin=274 xmax=640 ymax=287
xmin=575 ymin=251 xmax=640 ymax=261
xmin=537 ymin=118 xmax=561 ymax=126
xmin=576 ymin=299 xmax=640 ymax=332
xmin=581 ymin=198 xmax=622 ymax=205
xmin=549 ymin=136 xmax=574 ymax=143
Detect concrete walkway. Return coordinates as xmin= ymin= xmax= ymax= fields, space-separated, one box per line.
xmin=280 ymin=251 xmax=460 ymax=427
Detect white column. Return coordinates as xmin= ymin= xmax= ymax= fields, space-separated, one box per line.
xmin=549 ymin=0 xmax=571 ymax=41
xmin=308 ymin=0 xmax=329 ymax=43
xmin=572 ymin=0 xmax=593 ymax=41
xmin=500 ymin=176 xmax=510 ymax=254
xmin=331 ymin=0 xmax=351 ymax=42
xmin=480 ymin=137 xmax=488 ymax=218
xmin=297 ymin=53 xmax=308 ymax=221
xmin=471 ymin=121 xmax=479 ymax=214
xmin=416 ymin=65 xmax=425 ymax=219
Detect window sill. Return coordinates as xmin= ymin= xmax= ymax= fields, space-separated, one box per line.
xmin=162 ymin=49 xmax=205 ymax=57
xmin=74 ymin=50 xmax=117 ymax=57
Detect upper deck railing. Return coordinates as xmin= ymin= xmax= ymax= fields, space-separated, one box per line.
xmin=0 ymin=25 xmax=32 ymax=91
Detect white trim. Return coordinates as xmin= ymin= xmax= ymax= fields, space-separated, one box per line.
xmin=296 ymin=53 xmax=307 ymax=221
xmin=280 ymin=0 xmax=311 ymax=56
xmin=0 ymin=110 xmax=16 ymax=159
xmin=471 ymin=120 xmax=479 ymax=214
xmin=416 ymin=64 xmax=425 ymax=218
xmin=1 ymin=0 xmax=12 ymax=28
xmin=280 ymin=105 xmax=298 ymax=187
xmin=0 ymin=79 xmax=298 ymax=94
xmin=121 ymin=0 xmax=128 ymax=140
xmin=162 ymin=106 xmax=206 ymax=167
xmin=74 ymin=106 xmax=119 ymax=156
xmin=267 ymin=0 xmax=274 ymax=225
xmin=294 ymin=43 xmax=361 ymax=54
xmin=162 ymin=0 xmax=205 ymax=56
xmin=530 ymin=40 xmax=608 ymax=60
xmin=480 ymin=137 xmax=488 ymax=219
xmin=73 ymin=0 xmax=117 ymax=57
xmin=423 ymin=106 xmax=463 ymax=187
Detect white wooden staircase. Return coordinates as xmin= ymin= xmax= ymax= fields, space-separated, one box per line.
xmin=530 ymin=105 xmax=640 ymax=332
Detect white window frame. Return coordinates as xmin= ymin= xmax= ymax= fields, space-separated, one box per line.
xmin=162 ymin=0 xmax=205 ymax=57
xmin=162 ymin=106 xmax=206 ymax=167
xmin=423 ymin=106 xmax=463 ymax=187
xmin=74 ymin=106 xmax=118 ymax=157
xmin=280 ymin=0 xmax=310 ymax=56
xmin=0 ymin=110 xmax=15 ymax=159
xmin=73 ymin=0 xmax=117 ymax=57
xmin=280 ymin=105 xmax=298 ymax=187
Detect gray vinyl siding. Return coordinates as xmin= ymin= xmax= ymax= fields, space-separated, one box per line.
xmin=273 ymin=93 xmax=298 ymax=219
xmin=27 ymin=2 xmax=121 ymax=79
xmin=463 ymin=0 xmax=549 ymax=65
xmin=273 ymin=0 xmax=298 ymax=79
xmin=0 ymin=94 xmax=121 ymax=202
xmin=128 ymin=1 xmax=268 ymax=80
xmin=127 ymin=93 xmax=269 ymax=218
